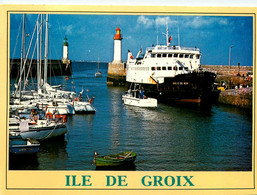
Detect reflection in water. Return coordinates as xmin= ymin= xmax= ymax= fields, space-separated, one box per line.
xmin=9 ymin=154 xmax=39 ymax=170
xmin=109 ymin=88 xmax=123 ymax=150
xmin=37 ymin=136 xmax=68 ymax=170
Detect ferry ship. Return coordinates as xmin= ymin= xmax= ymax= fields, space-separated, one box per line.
xmin=126 ymin=28 xmax=217 ymax=104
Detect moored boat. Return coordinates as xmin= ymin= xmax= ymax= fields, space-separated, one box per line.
xmin=70 ymin=90 xmax=96 ymax=114
xmin=93 ymin=151 xmax=137 ymax=167
xmin=122 ymin=92 xmax=157 ymax=108
xmin=9 ymin=113 xmax=68 ymax=141
xmin=72 ymin=100 xmax=96 ymax=114
xmin=9 ymin=135 xmax=40 ymax=155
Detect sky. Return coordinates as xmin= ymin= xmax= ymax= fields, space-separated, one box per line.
xmin=10 ymin=14 xmax=253 ymax=66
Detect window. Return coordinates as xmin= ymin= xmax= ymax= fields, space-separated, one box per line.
xmin=163 ymin=53 xmax=167 ymax=57
xmin=151 ymin=67 xmax=156 ymax=71
xmin=151 ymin=54 xmax=155 ymax=58
xmin=185 ymin=54 xmax=189 ymax=58
xmin=162 ymin=67 xmax=166 ymax=70
xmin=196 ymin=54 xmax=200 ymax=59
xmin=190 ymin=55 xmax=194 ymax=59
xmin=157 ymin=54 xmax=162 ymax=58
xmin=179 ymin=54 xmax=183 ymax=58
xmin=185 ymin=67 xmax=189 ymax=71
xmin=168 ymin=54 xmax=172 ymax=58
xmin=174 ymin=53 xmax=178 ymax=58
xmin=157 ymin=67 xmax=161 ymax=70
xmin=179 ymin=67 xmax=183 ymax=70
xmin=174 ymin=66 xmax=177 ymax=71
xmin=168 ymin=66 xmax=172 ymax=70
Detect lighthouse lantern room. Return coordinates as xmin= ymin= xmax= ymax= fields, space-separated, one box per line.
xmin=113 ymin=26 xmax=123 ymax=63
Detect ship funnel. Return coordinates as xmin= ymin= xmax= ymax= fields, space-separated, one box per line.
xmin=127 ymin=51 xmax=133 ymax=63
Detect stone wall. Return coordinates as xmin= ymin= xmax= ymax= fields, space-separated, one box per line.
xmin=201 ymin=65 xmax=253 ymax=76
xmin=107 ymin=62 xmax=126 ymax=86
xmin=218 ymin=87 xmax=252 ymax=110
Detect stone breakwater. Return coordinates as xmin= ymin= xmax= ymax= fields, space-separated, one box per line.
xmin=218 ymin=87 xmax=252 ymax=110
xmin=201 ymin=65 xmax=252 ymax=76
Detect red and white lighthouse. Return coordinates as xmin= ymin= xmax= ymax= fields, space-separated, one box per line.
xmin=113 ymin=26 xmax=123 ymax=63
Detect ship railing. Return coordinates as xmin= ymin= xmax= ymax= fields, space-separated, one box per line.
xmin=146 ymin=46 xmax=199 ymax=51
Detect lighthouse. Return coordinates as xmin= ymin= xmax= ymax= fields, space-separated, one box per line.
xmin=62 ymin=36 xmax=69 ymax=63
xmin=107 ymin=26 xmax=126 ymax=86
xmin=113 ymin=26 xmax=123 ymax=63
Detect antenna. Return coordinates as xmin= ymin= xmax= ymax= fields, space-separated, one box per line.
xmin=177 ymin=17 xmax=180 ymax=46
xmin=156 ymin=24 xmax=159 ymax=45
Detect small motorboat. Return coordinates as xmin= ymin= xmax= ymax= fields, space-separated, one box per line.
xmin=122 ymin=83 xmax=157 ymax=108
xmin=9 ymin=135 xmax=40 ymax=155
xmin=71 ymin=90 xmax=96 ymax=114
xmin=122 ymin=93 xmax=158 ymax=108
xmin=93 ymin=151 xmax=136 ymax=167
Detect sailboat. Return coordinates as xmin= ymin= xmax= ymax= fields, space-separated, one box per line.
xmin=95 ymin=54 xmax=102 ymax=77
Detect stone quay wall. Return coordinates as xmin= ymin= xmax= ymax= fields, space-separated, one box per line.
xmin=107 ymin=62 xmax=126 ymax=86
xmin=218 ymin=87 xmax=252 ymax=110
xmin=201 ymin=65 xmax=253 ymax=109
xmin=201 ymin=65 xmax=253 ymax=76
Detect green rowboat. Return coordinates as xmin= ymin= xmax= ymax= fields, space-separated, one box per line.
xmin=93 ymin=151 xmax=136 ymax=167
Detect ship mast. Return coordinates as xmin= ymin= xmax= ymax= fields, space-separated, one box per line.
xmin=162 ymin=27 xmax=170 ymax=47
xmin=178 ymin=22 xmax=180 ymax=46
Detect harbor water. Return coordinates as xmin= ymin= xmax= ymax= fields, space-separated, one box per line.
xmin=9 ymin=62 xmax=252 ymax=171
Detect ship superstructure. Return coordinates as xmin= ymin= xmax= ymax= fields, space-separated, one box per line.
xmin=127 ymin=45 xmax=201 ymax=84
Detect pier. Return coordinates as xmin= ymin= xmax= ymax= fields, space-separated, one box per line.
xmin=10 ymin=58 xmax=72 ymax=78
xmin=106 ymin=62 xmax=126 ymax=86
xmin=202 ymin=65 xmax=253 ymax=109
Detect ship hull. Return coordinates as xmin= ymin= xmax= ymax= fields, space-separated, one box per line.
xmin=128 ymin=71 xmax=218 ymax=105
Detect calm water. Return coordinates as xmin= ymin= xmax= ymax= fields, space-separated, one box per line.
xmin=9 ymin=62 xmax=252 ymax=171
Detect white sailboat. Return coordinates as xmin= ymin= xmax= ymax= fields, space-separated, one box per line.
xmin=95 ymin=54 xmax=102 ymax=77
xmin=9 ymin=115 xmax=68 ymax=141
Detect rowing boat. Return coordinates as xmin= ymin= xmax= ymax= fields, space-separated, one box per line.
xmin=93 ymin=151 xmax=136 ymax=167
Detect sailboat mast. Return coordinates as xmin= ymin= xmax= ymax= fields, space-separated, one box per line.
xmin=97 ymin=53 xmax=99 ymax=71
xmin=36 ymin=18 xmax=40 ymax=90
xmin=39 ymin=14 xmax=43 ymax=88
xmin=43 ymin=14 xmax=49 ymax=87
xmin=19 ymin=14 xmax=25 ymax=100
